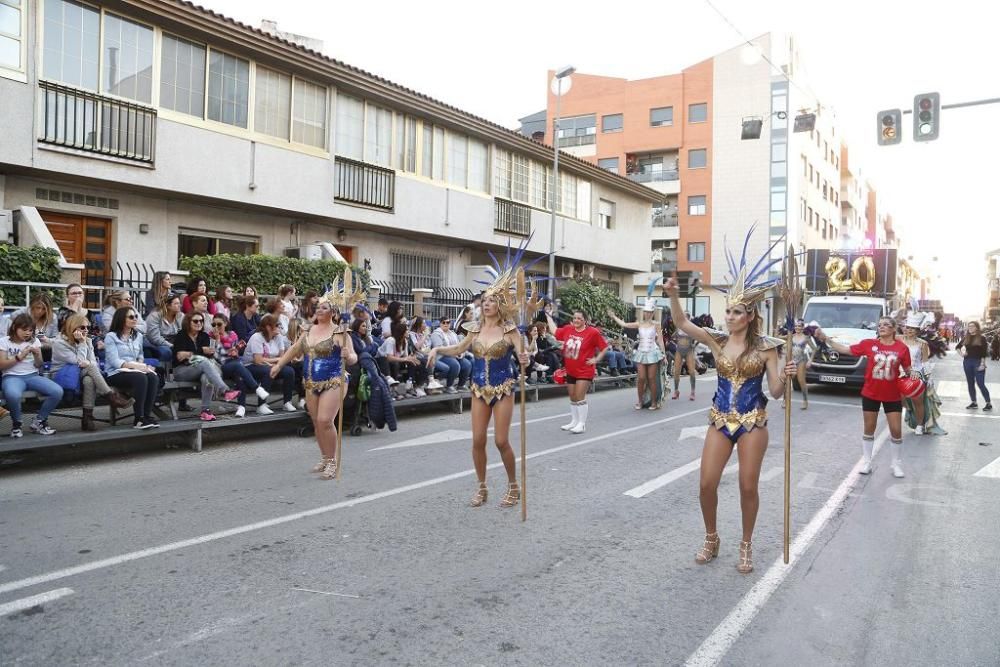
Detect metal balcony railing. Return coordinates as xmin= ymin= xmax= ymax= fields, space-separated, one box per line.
xmin=39 ymin=80 xmax=156 ymax=163
xmin=652 ymin=210 xmax=679 ymax=227
xmin=334 ymin=156 xmax=395 ymax=210
xmin=494 ymin=198 xmax=532 ymax=237
xmin=557 ymin=134 xmax=596 ymax=148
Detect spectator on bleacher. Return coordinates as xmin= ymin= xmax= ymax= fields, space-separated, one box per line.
xmin=533 ymin=321 xmax=562 ymax=381
xmin=278 ymin=284 xmax=298 ymax=321
xmin=267 ymin=297 xmax=290 ymax=337
xmin=209 ymin=313 xmax=269 ymax=419
xmin=188 ymin=292 xmax=211 ymax=318
xmin=352 ymin=318 xmax=393 ymax=384
xmin=380 ymin=301 xmax=405 ymax=339
xmin=604 ymin=341 xmax=634 ymax=377
xmin=182 ymin=277 xmax=215 ymax=316
xmin=144 ymin=293 xmax=183 ymax=363
xmin=102 ymin=292 xmax=146 ymax=337
xmin=522 ymin=326 xmax=552 ymax=384
xmin=13 ymin=292 xmax=59 ymax=345
xmin=145 ymin=271 xmax=173 ymax=317
xmin=52 ymin=314 xmax=130 ymax=431
xmin=284 ymin=318 xmax=307 ymax=408
xmin=1 ymin=313 xmax=62 ymax=437
xmin=0 ymin=296 xmax=10 ymax=340
xmin=104 ymin=306 xmax=160 ymax=430
xmin=57 ymin=283 xmax=99 ymax=334
xmin=172 ymin=311 xmax=240 ymax=422
xmin=430 ymin=317 xmax=471 ymax=393
xmin=374 ymin=298 xmax=389 ymax=328
xmin=381 ymin=320 xmax=428 ymax=397
xmin=455 ymin=305 xmax=474 ymax=335
xmin=213 ymin=285 xmax=234 ymax=320
xmin=231 ymin=297 xmax=262 ymax=343
xmin=409 ymin=317 xmax=443 ymax=393
xmin=243 ymin=314 xmax=294 ymax=414
xmin=300 ymin=290 xmax=319 ymax=325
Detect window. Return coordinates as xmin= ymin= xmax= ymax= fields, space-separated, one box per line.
xmin=254 ymin=67 xmax=291 ymax=140
xmin=576 ymin=181 xmax=591 ymax=222
xmin=688 ymin=148 xmax=707 ymax=169
xmin=602 ymin=113 xmax=623 ymax=132
xmin=771 ymin=142 xmax=786 ymax=162
xmin=598 ymin=199 xmax=615 ymax=229
xmin=390 ymin=251 xmax=443 ymax=291
xmin=689 ymin=103 xmax=708 ymax=123
xmin=102 ymin=13 xmax=153 ymax=103
xmin=0 ymin=0 xmax=24 ymax=72
xmin=688 ymin=242 xmax=706 ymax=262
xmin=688 ymin=195 xmax=706 ymax=216
xmin=207 ymin=50 xmax=249 ymax=128
xmin=598 ymin=157 xmax=619 ymax=174
xmin=422 ymin=123 xmax=435 ymax=177
xmin=178 ymin=230 xmax=258 ymax=258
xmin=160 ymin=34 xmax=206 ymax=117
xmin=364 ymin=103 xmax=392 ymax=166
xmin=292 ymin=78 xmax=327 ymax=148
xmin=447 ymin=133 xmax=467 ymax=187
xmin=530 ymin=161 xmax=548 ymax=209
xmin=557 ymin=114 xmax=596 ymax=147
xmin=334 ymin=93 xmax=364 ymax=160
xmin=650 ymin=106 xmax=673 ymax=127
xmin=807 ymin=206 xmax=813 ymax=226
xmin=468 ymin=139 xmax=489 ymax=193
xmin=511 ymin=154 xmax=529 ymax=201
xmin=43 ymin=0 xmax=100 ymax=90
xmin=432 ymin=127 xmax=444 ymax=180
xmin=394 ymin=113 xmax=416 ymax=172
xmin=560 ymin=173 xmax=577 ymax=218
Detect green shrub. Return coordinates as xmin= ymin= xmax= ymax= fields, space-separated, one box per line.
xmin=0 ymin=245 xmax=64 ymax=308
xmin=178 ymin=254 xmax=369 ymax=296
xmin=556 ymin=280 xmax=629 ymax=329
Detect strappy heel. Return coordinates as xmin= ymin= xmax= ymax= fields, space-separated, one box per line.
xmin=736 ymin=540 xmax=754 ymax=574
xmin=470 ymin=482 xmax=488 ymax=507
xmin=499 ymin=482 xmax=520 ymax=508
xmin=311 ymin=459 xmax=328 ymax=473
xmin=319 ymin=458 xmax=338 ymax=480
xmin=695 ymin=532 xmax=720 ymax=564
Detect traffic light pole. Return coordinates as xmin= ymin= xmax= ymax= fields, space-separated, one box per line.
xmin=901 ymin=96 xmax=1000 ymax=113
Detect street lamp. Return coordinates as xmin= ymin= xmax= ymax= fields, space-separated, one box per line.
xmin=548 ymin=65 xmax=575 ymax=300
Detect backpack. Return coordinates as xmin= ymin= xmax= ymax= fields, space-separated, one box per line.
xmin=357 ymin=369 xmax=372 ymax=402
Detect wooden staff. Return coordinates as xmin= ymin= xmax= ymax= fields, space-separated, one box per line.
xmin=336 ymin=386 xmax=344 ymax=480
xmin=779 ymin=245 xmax=801 ymax=564
xmin=520 ymin=363 xmax=527 ymax=522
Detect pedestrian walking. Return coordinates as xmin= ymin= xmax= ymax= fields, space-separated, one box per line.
xmin=955 ymin=321 xmax=992 ymax=411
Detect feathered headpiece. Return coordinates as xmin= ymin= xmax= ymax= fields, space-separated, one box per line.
xmin=722 ymin=223 xmax=784 ymax=310
xmin=643 ymin=277 xmax=662 ymax=312
xmin=476 ymin=235 xmax=546 ymax=329
xmin=319 ymin=266 xmax=366 ymax=315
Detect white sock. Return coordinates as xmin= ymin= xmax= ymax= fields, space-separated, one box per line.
xmin=890 ymin=438 xmax=903 ymax=465
xmin=862 ymin=435 xmax=874 ymax=463
xmin=576 ymin=401 xmax=588 ymax=427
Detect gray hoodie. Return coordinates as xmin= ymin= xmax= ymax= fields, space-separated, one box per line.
xmin=430 ymin=327 xmax=460 ymax=349
xmin=145 ymin=310 xmax=183 ymax=348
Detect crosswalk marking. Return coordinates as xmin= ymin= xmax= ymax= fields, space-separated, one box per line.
xmin=973 ymin=455 xmax=1000 ymax=479
xmin=934 ymin=380 xmax=1000 ymax=399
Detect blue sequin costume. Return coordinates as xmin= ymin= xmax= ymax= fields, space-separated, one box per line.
xmin=463 ymin=322 xmax=518 ymax=406
xmin=705 ymin=332 xmax=782 ymax=444
xmin=297 ymin=329 xmax=347 ymax=394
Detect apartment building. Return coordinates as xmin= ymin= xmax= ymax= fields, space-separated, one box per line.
xmin=0 ymin=0 xmax=659 ymax=300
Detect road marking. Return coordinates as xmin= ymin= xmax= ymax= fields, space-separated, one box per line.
xmin=367 ymin=413 xmax=571 ymax=451
xmin=940 ymin=411 xmax=1000 ymax=420
xmin=683 ymin=429 xmax=889 ymax=667
xmin=973 ymin=455 xmax=1000 ymax=478
xmin=624 ymin=459 xmax=701 ymax=498
xmin=680 ymin=424 xmax=709 ymax=441
xmin=0 ymin=588 xmax=74 ymax=616
xmin=0 ymin=407 xmax=707 ymax=597
xmin=796 ymin=471 xmax=833 ymax=492
xmin=291 ymin=587 xmax=361 ymax=599
xmin=935 ymin=380 xmax=1000 ymax=399
xmin=885 ymin=483 xmax=956 ymax=508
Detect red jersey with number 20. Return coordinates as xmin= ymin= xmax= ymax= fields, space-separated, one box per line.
xmin=555 ymin=325 xmax=608 ymax=380
xmin=849 ymin=338 xmax=911 ymax=402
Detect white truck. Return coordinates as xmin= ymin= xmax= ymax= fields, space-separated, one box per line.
xmin=802 ymin=294 xmax=888 ymax=388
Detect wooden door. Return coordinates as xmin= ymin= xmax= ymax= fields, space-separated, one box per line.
xmin=41 ymin=211 xmax=112 ymax=307
xmin=334 ymin=244 xmax=354 ymax=264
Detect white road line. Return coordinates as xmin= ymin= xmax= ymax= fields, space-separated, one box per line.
xmin=0 ymin=407 xmax=707 ymax=597
xmin=624 ymin=459 xmax=701 ymax=498
xmin=0 ymin=588 xmax=74 ymax=616
xmin=369 ymin=414 xmax=572 ymax=452
xmin=973 ymin=455 xmax=1000 ymax=479
xmin=683 ymin=428 xmax=889 ymax=667
xmin=935 ymin=380 xmax=1000 ymax=399
xmin=940 ymin=411 xmax=1000 ymax=420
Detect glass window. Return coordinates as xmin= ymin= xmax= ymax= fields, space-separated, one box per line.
xmin=557 ymin=114 xmax=596 ymax=146
xmin=0 ymin=0 xmax=24 ymax=70
xmin=687 ymin=242 xmax=706 ymax=262
xmin=576 ymin=180 xmax=591 ymax=222
xmin=688 ymin=195 xmax=707 ymax=216
xmin=421 ymin=122 xmax=434 ymax=177
xmin=43 ymin=0 xmax=100 ymax=90
xmin=334 ymin=93 xmax=364 ymax=159
xmin=560 ymin=174 xmax=576 ymax=218
xmin=207 ymin=50 xmax=249 ymax=128
xmin=650 ymin=106 xmax=673 ymax=127
xmin=432 ymin=127 xmax=444 ymax=180
xmin=447 ymin=132 xmax=467 ymax=187
xmin=364 ymin=103 xmax=392 ymax=166
xmin=689 ymin=103 xmax=708 ymax=123
xmin=292 ymin=78 xmax=327 ymax=148
xmin=598 ymin=199 xmax=615 ymax=229
xmin=530 ymin=161 xmax=547 ymax=209
xmin=254 ymin=66 xmax=291 ymax=140
xmin=160 ymin=34 xmax=206 ymax=117
xmin=598 ymin=157 xmax=619 ymax=174
xmin=179 ymin=231 xmax=257 ymax=258
xmin=468 ymin=139 xmax=488 ymax=193
xmin=602 ymin=113 xmax=623 ymax=132
xmin=494 ymin=149 xmax=511 ymax=198
xmin=102 ymin=13 xmax=153 ymax=103
xmin=688 ymin=149 xmax=707 ymax=169
xmin=511 ymin=154 xmax=529 ymax=202
xmin=771 ymin=142 xmax=786 ymax=162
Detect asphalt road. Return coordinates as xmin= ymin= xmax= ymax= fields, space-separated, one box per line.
xmin=1 ymin=352 xmax=998 ymax=666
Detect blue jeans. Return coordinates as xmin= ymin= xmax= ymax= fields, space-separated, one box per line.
xmin=221 ymin=359 xmax=260 ymax=406
xmin=248 ymin=363 xmax=294 ymax=403
xmin=606 ymin=350 xmax=632 ymax=371
xmin=963 ymin=356 xmax=991 ymax=403
xmin=144 ymin=343 xmax=172 ymax=364
xmin=3 ymin=373 xmax=64 ymax=424
xmin=434 ymin=357 xmax=470 ymax=387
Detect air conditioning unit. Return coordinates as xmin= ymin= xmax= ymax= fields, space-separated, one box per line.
xmin=560 ymin=263 xmax=575 ymax=278
xmin=284 ymin=244 xmax=323 ymax=260
xmin=0 ymin=210 xmax=13 ymax=243
xmin=581 ymin=264 xmax=596 ymax=280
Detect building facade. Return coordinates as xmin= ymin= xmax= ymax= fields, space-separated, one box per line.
xmin=0 ymin=0 xmax=660 ymax=302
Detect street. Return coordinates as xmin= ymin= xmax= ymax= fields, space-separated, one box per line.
xmin=2 ymin=352 xmax=999 ymax=666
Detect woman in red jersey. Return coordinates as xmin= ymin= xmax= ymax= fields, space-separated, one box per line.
xmin=545 ymin=309 xmax=609 ymax=434
xmin=815 ymin=317 xmax=914 ymax=478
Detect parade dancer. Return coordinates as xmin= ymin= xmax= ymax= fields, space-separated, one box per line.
xmin=664 ymin=231 xmax=795 ymax=574
xmin=815 ymin=316 xmax=915 ymax=478
xmin=272 ymin=271 xmax=360 ymax=480
xmin=900 ymin=312 xmax=945 ymax=435
xmin=544 ymin=309 xmax=609 ymax=434
xmin=427 ymin=257 xmax=531 ymax=508
xmin=607 ymin=295 xmax=666 ymax=411
xmin=672 ymin=314 xmax=698 ymax=400
xmin=788 ymin=319 xmax=817 ymax=409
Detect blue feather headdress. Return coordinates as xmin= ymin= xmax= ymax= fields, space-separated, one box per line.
xmin=474 ymin=234 xmax=547 ymax=328
xmin=722 ymin=223 xmax=784 ymax=309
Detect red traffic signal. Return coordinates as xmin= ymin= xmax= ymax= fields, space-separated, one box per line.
xmin=913 ymin=92 xmax=940 ymax=142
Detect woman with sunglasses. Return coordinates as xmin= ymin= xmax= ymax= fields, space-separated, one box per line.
xmin=244 ymin=314 xmax=295 ymax=415
xmin=172 ymin=312 xmax=240 ymax=422
xmin=209 ymin=313 xmax=270 ymax=418
xmin=104 ymin=306 xmax=161 ymax=429
xmin=815 ymin=317 xmax=915 ymax=478
xmin=51 ymin=314 xmax=130 ymax=431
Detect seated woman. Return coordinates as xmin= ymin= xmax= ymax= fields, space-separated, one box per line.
xmin=13 ymin=292 xmax=59 ymax=348
xmin=381 ymin=320 xmax=429 ymax=397
xmin=51 ymin=314 xmax=130 ymax=431
xmin=144 ymin=293 xmax=184 ymax=363
xmin=145 ymin=271 xmax=173 ymax=318
xmin=430 ymin=317 xmax=472 ymax=392
xmin=0 ymin=313 xmax=63 ymax=437
xmin=182 ymin=276 xmax=215 ymax=316
xmin=208 ymin=313 xmax=270 ymax=418
xmin=103 ymin=306 xmax=162 ymax=429
xmin=243 ymin=314 xmax=296 ymax=414
xmin=101 ymin=292 xmax=146 ymax=338
xmin=57 ymin=283 xmax=101 ymax=334
xmin=172 ymin=311 xmax=241 ymax=421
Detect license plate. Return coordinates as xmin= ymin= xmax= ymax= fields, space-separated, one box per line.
xmin=819 ymin=375 xmax=847 ymax=384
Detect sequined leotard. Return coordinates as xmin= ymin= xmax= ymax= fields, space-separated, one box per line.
xmin=705 ymin=331 xmax=782 ymax=444
xmin=297 ymin=327 xmax=347 ymax=394
xmin=462 ymin=322 xmax=518 ymax=405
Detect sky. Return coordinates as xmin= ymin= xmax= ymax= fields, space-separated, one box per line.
xmin=201 ymin=0 xmax=999 ymax=319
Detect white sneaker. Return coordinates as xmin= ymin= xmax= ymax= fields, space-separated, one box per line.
xmin=915 ymin=425 xmax=924 ymax=435
xmin=235 ymin=405 xmax=246 ymax=418
xmin=444 ymin=386 xmax=457 ymax=394
xmin=570 ymin=423 xmax=586 ymax=434
xmin=386 ymin=376 xmax=399 ymax=386
xmin=535 ymin=363 xmax=550 ymax=372
xmin=560 ymin=422 xmax=577 ymax=431
xmin=892 ymin=462 xmax=905 ymax=478
xmin=255 ymin=386 xmax=270 ymax=401
xmin=298 ymin=398 xmax=306 ymax=409
xmin=859 ymin=460 xmax=873 ymax=475
xmin=414 ymin=387 xmax=427 ymax=398
xmin=283 ymin=401 xmax=297 ymax=412
xmin=257 ymin=403 xmax=274 ymax=416
xmin=427 ymin=379 xmax=444 ymax=390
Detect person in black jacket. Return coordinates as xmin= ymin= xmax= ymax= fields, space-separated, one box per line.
xmin=350 ymin=318 xmax=397 ymax=432
xmin=955 ymin=322 xmax=992 ymax=410
xmin=230 ymin=297 xmax=262 ymax=343
xmin=172 ymin=312 xmax=240 ymax=421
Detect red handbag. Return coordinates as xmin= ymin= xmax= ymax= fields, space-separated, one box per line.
xmin=553 ymin=368 xmax=568 ymax=384
xmin=897 ymin=375 xmax=925 ymax=399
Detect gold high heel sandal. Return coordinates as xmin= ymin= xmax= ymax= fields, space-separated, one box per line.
xmin=499 ymin=482 xmax=520 ymax=508
xmin=470 ymin=482 xmax=488 ymax=507
xmin=695 ymin=533 xmax=720 ymax=564
xmin=319 ymin=458 xmax=338 ymax=480
xmin=736 ymin=541 xmax=754 ymax=574
xmin=311 ymin=459 xmax=329 ymax=473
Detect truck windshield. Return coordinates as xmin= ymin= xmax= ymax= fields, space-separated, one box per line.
xmin=803 ymin=303 xmax=884 ymax=331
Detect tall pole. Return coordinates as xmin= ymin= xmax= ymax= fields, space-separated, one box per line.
xmin=547 ymin=79 xmax=562 ymax=300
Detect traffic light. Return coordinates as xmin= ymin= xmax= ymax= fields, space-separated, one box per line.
xmin=913 ymin=92 xmax=940 ymax=142
xmin=877 ymin=109 xmax=902 ymax=146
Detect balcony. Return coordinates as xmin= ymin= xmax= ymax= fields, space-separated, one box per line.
xmin=494 ymin=198 xmax=531 ymax=237
xmin=652 ymin=207 xmax=679 ymax=227
xmin=334 ymin=156 xmax=395 ymax=210
xmin=39 ymin=80 xmax=156 ymax=163
xmin=557 ymin=134 xmax=596 ymax=148
xmin=627 ymin=169 xmax=679 ymax=184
